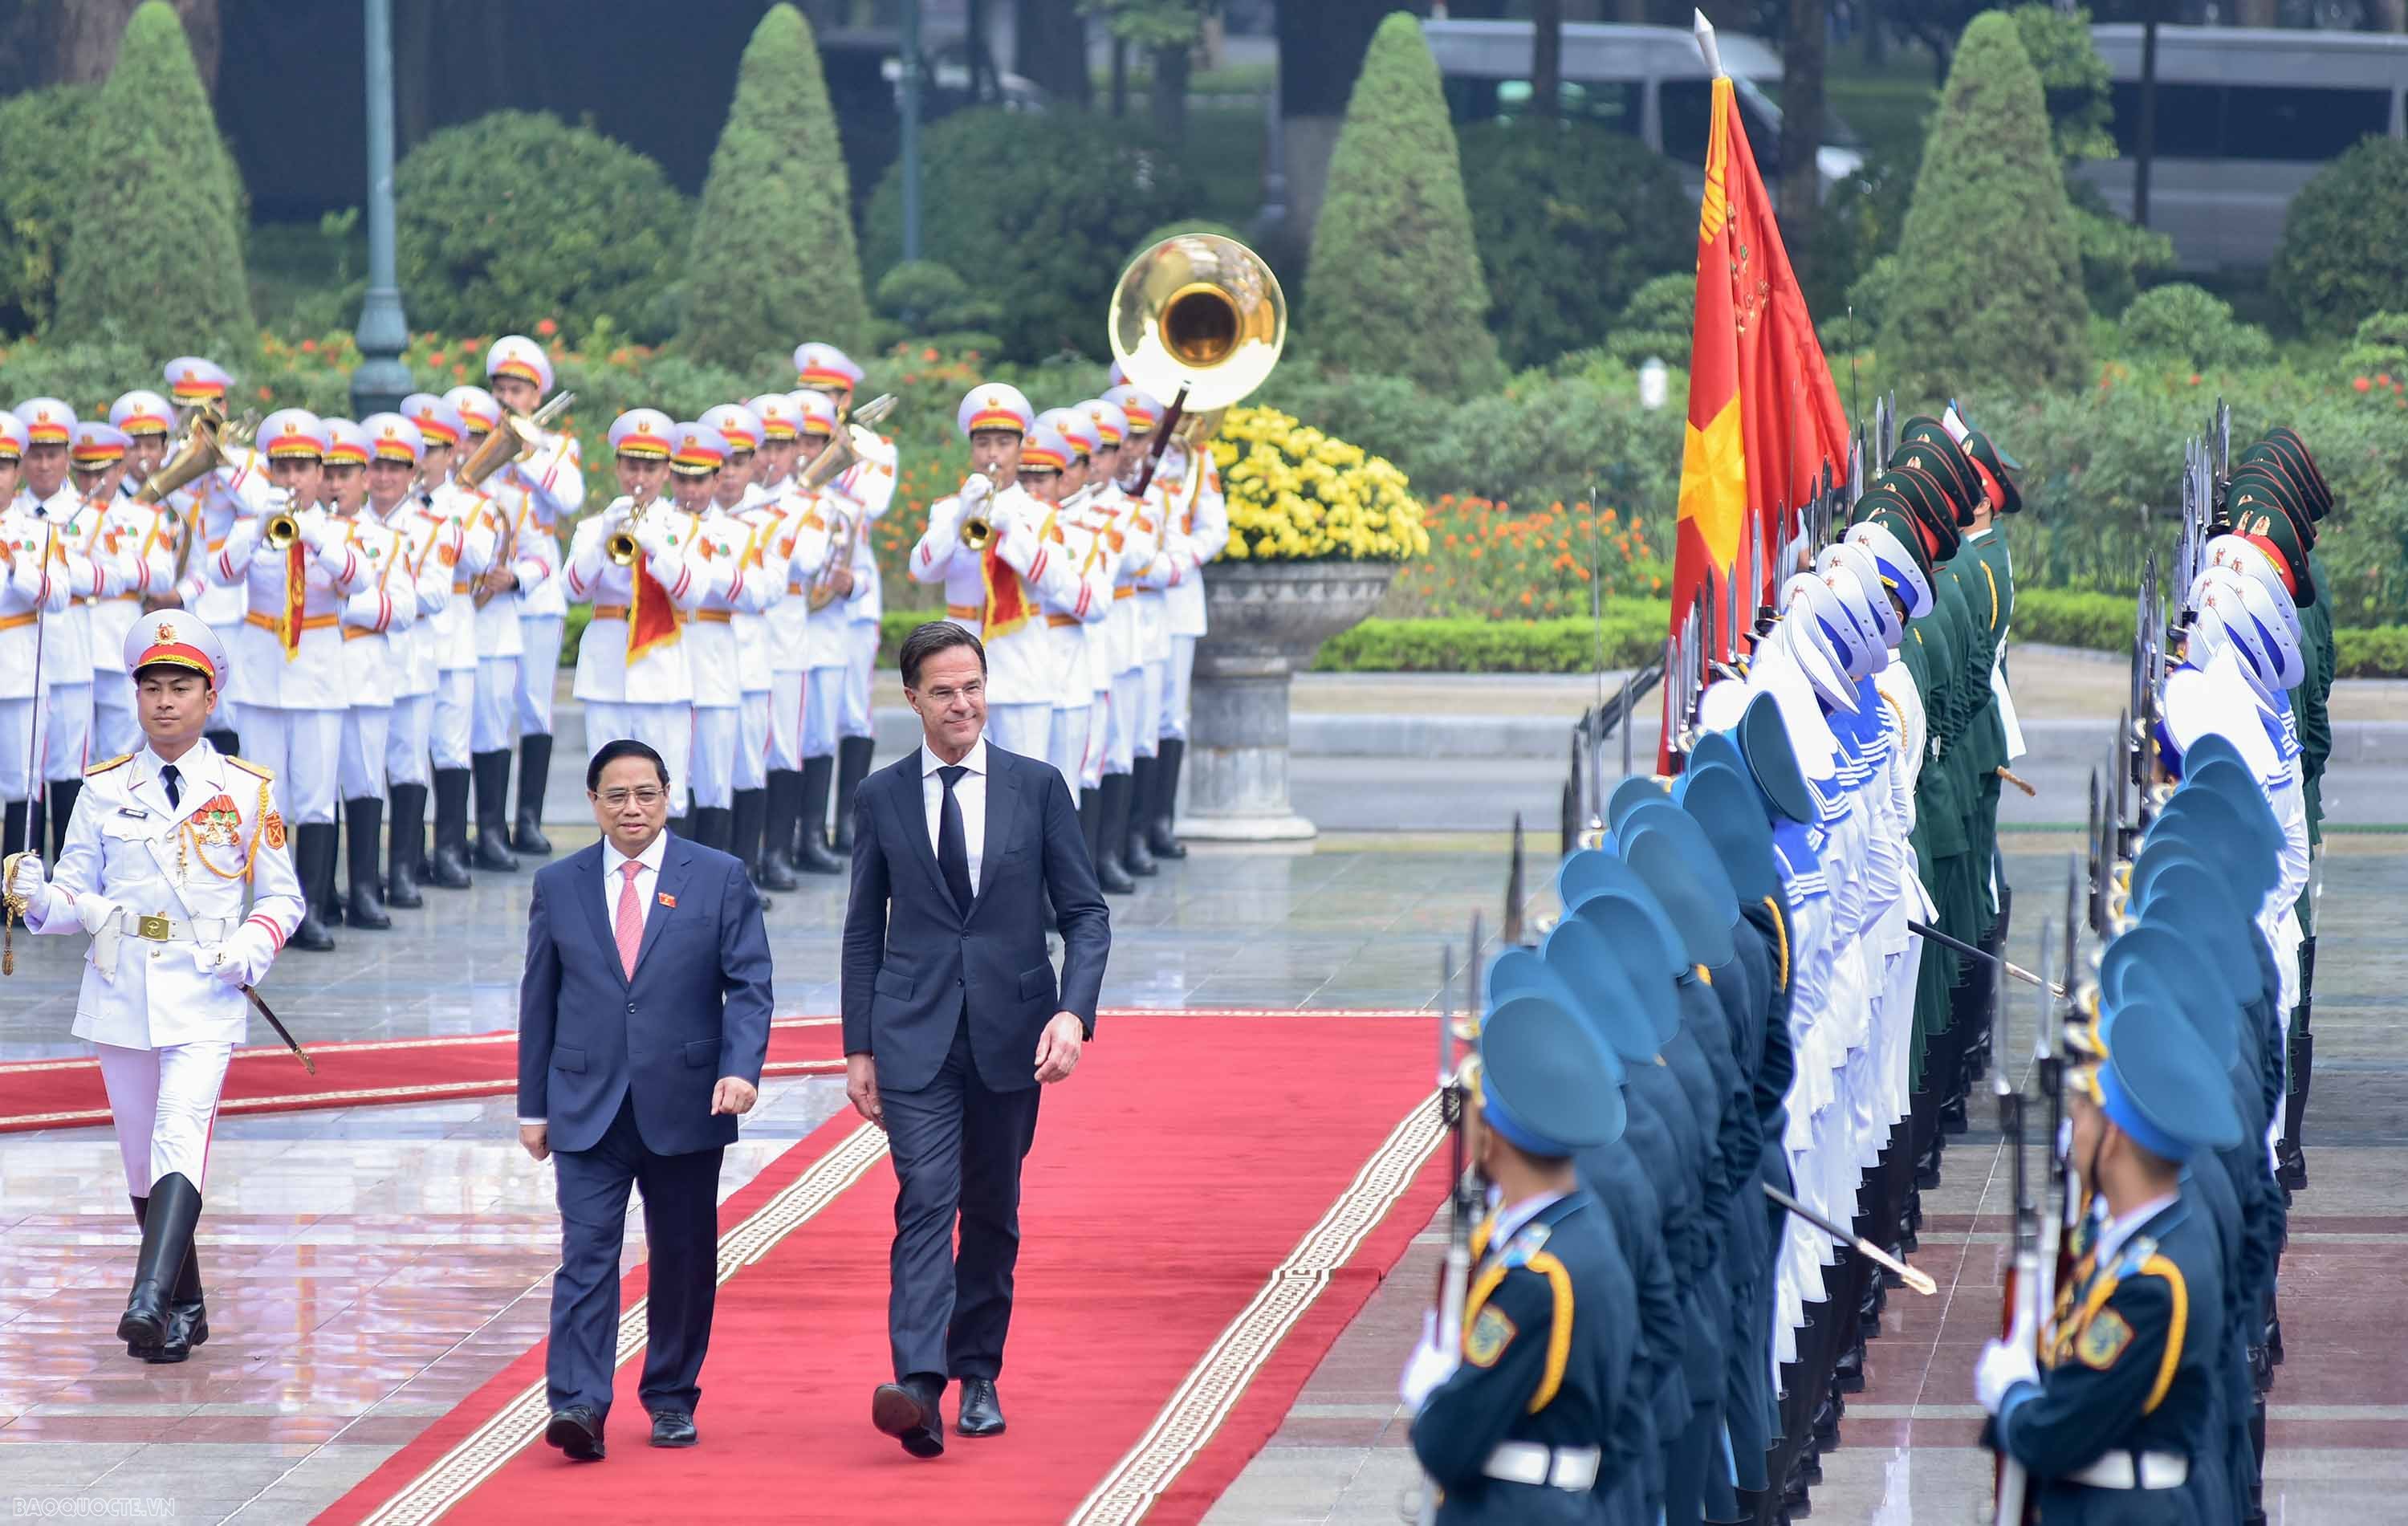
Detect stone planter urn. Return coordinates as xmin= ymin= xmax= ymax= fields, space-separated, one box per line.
xmin=1177 ymin=559 xmax=1397 ymax=841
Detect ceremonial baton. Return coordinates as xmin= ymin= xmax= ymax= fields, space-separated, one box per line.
xmin=241 ymin=984 xmax=315 ymax=1073
xmin=1764 ymin=1183 xmax=1936 ymax=1296
xmin=1908 ymin=920 xmax=2065 ymax=998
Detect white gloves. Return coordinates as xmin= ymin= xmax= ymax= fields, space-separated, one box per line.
xmin=633 ymin=519 xmax=681 ymax=564
xmin=299 ymin=508 xmax=333 ymax=554
xmin=1398 ymin=1311 xmax=1460 ymax=1411
xmin=1975 ymin=1336 xmax=2039 ymax=1416
xmin=958 ymin=470 xmax=995 ymax=507
xmin=208 ymin=924 xmax=276 ymax=989
xmin=3 ymin=850 xmax=48 ymax=908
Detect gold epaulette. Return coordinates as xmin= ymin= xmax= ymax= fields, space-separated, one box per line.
xmin=84 ymin=753 xmax=132 ymax=776
xmin=224 ymin=755 xmax=275 ymax=780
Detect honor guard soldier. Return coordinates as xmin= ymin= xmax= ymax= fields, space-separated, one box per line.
xmin=225 ymin=409 xmax=378 ymax=950
xmin=2 ymin=409 xmax=71 ymax=858
xmin=442 ymin=385 xmax=529 ymax=873
xmin=363 ymin=414 xmax=452 ymax=912
xmin=704 ymin=403 xmax=787 ymax=887
xmin=762 ymin=391 xmax=841 ymax=878
xmin=909 ymin=385 xmax=1085 ymax=761
xmin=1401 ymin=987 xmax=1636 ymax=1523
xmin=1092 ymin=386 xmax=1165 ymax=888
xmin=1101 ymin=382 xmax=1178 ymax=878
xmin=12 ymin=398 xmax=106 ymax=857
xmin=3 ymin=612 xmax=305 ymax=1364
xmin=1978 ymin=992 xmax=2240 ymax=1524
xmin=77 ymin=421 xmax=168 ymax=767
xmin=161 ymin=358 xmax=275 ymax=762
xmin=1068 ymin=400 xmax=1130 ymax=857
xmin=485 ymin=336 xmax=583 ymax=857
xmin=793 ymin=342 xmax=893 ymax=849
xmin=1145 ymin=406 xmax=1228 ymax=861
xmin=401 ymin=393 xmax=482 ymax=889
xmin=676 ymin=418 xmax=750 ymax=849
xmin=1032 ymin=407 xmax=1112 ymax=799
xmin=562 ymin=409 xmax=714 ymax=799
xmin=319 ymin=417 xmax=419 ymax=930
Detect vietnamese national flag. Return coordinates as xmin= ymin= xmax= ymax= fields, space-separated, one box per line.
xmin=1664 ymin=73 xmax=1851 ymax=770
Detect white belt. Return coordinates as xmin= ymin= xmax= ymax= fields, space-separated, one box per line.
xmin=2068 ymin=1451 xmax=2188 ymax=1490
xmin=1479 ymin=1442 xmax=1600 ymax=1491
xmin=92 ymin=909 xmax=237 ymax=977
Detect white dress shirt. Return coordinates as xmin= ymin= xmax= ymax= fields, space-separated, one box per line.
xmin=520 ymin=829 xmax=671 ymax=1126
xmin=919 ymin=737 xmax=988 ymax=897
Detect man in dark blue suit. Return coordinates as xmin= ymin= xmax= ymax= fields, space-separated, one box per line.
xmin=842 ymin=622 xmax=1110 ymax=1457
xmin=518 ymin=739 xmax=773 ymax=1462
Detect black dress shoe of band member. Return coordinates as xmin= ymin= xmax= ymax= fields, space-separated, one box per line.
xmin=954 ymin=1377 xmax=1005 ymax=1437
xmin=649 ymin=1410 xmax=698 ymax=1448
xmin=872 ymin=1377 xmax=945 ymax=1458
xmin=544 ymin=1406 xmax=606 ymax=1462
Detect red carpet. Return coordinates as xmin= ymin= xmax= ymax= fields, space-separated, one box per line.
xmin=315 ymin=1014 xmax=1447 ymax=1526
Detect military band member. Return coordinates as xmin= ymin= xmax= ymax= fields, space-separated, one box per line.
xmin=319 ymin=417 xmax=418 ymax=930
xmin=677 ymin=418 xmax=750 ymax=849
xmin=402 ymin=393 xmax=480 ymax=889
xmin=794 ymin=342 xmax=893 ymax=849
xmin=1100 ymin=383 xmax=1169 ymax=879
xmin=443 ymin=385 xmax=527 ymax=873
xmin=1 ymin=409 xmax=71 ymax=859
xmin=1069 ymin=400 xmax=1131 ymax=855
xmin=562 ymin=409 xmax=712 ymax=800
xmin=718 ymin=403 xmax=791 ymax=889
xmin=364 ymin=414 xmax=453 ymax=911
xmin=13 ymin=398 xmax=106 ymax=857
xmin=485 ymin=336 xmax=584 ymax=857
xmin=161 ymin=358 xmax=273 ymax=761
xmin=1146 ymin=418 xmax=1228 ymax=860
xmin=4 ymin=612 xmax=305 ymax=1364
xmin=109 ymin=390 xmax=177 ymax=508
xmin=226 ymin=409 xmax=378 ymax=951
xmin=909 ymin=385 xmax=1084 ymax=761
xmin=1027 ymin=411 xmax=1109 ymax=796
xmin=762 ymin=392 xmax=842 ymax=878
xmin=77 ymin=421 xmax=166 ymax=767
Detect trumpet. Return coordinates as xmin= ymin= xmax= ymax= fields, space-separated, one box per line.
xmin=607 ymin=488 xmax=658 ymax=568
xmin=264 ymin=498 xmax=303 ymax=551
xmin=958 ymin=463 xmax=1005 ymax=551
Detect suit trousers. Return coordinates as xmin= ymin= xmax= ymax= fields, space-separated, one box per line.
xmin=883 ymin=1018 xmax=1042 ymax=1385
xmin=547 ymin=1093 xmax=725 ymax=1422
xmin=984 ymin=702 xmax=1050 ymax=766
xmin=802 ymin=661 xmax=845 ymax=759
xmin=43 ymin=682 xmax=92 ymax=783
xmin=0 ymin=698 xmax=32 ymax=798
xmin=95 ymin=1040 xmax=232 ymax=1194
xmin=1160 ymin=633 xmax=1196 ymax=742
xmin=473 ymin=656 xmax=518 ymax=754
xmin=584 ymin=702 xmax=691 ymax=810
xmin=689 ymin=704 xmax=738 ymax=811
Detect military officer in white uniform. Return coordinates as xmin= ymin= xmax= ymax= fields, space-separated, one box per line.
xmin=1096 ymin=384 xmax=1169 ymax=884
xmin=484 ymin=336 xmax=583 ymax=857
xmin=793 ymin=342 xmax=894 ymax=853
xmin=319 ymin=417 xmax=419 ymax=931
xmin=4 ymin=611 xmax=305 ymax=1363
xmin=12 ymin=397 xmax=107 ymax=857
xmin=561 ymin=409 xmax=715 ymax=799
xmin=161 ymin=359 xmax=274 ymax=761
xmin=909 ymin=385 xmax=1087 ymax=760
xmin=401 ymin=392 xmax=487 ymax=889
xmin=763 ymin=392 xmax=843 ymax=877
xmin=1027 ymin=410 xmax=1111 ymax=795
xmin=1 ymin=409 xmax=71 ymax=859
xmin=675 ymin=418 xmax=750 ymax=845
xmin=1147 ymin=421 xmax=1228 ymax=861
xmin=710 ymin=401 xmax=791 ymax=888
xmin=442 ymin=386 xmax=529 ymax=873
xmin=364 ymin=414 xmax=454 ymax=912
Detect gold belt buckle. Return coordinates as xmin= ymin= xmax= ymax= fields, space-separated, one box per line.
xmin=136 ymin=914 xmax=173 ymax=942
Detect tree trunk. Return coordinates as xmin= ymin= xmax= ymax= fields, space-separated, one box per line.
xmin=1151 ymin=42 xmax=1191 ymax=149
xmin=1534 ymin=0 xmax=1564 ymax=120
xmin=1274 ymin=0 xmax=1393 ymax=120
xmin=1111 ymin=36 xmax=1128 ymax=117
xmin=1015 ymin=0 xmax=1091 ymax=107
xmin=1779 ymin=0 xmax=1827 ymax=275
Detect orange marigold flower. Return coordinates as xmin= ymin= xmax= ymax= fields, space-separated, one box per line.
xmin=428 ymin=351 xmax=446 ymax=367
xmin=922 ymin=347 xmax=939 ymax=362
xmin=536 ymin=318 xmax=559 ymax=336
xmin=2354 ymin=376 xmax=2373 ymax=393
xmin=461 ymin=337 xmax=482 ymax=353
xmin=300 ymin=338 xmax=318 ymax=353
xmin=1519 ymin=589 xmax=1535 ymax=605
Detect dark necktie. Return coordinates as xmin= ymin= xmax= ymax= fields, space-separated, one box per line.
xmin=937 ymin=765 xmax=974 ymax=912
xmin=161 ymin=764 xmax=181 ymax=812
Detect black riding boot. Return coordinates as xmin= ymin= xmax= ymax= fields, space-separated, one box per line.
xmin=832 ymin=735 xmax=873 ymax=853
xmin=160 ymin=1227 xmax=208 ymax=1361
xmin=691 ymin=804 xmax=734 ymax=855
xmin=124 ymin=1196 xmax=160 ymax=1360
xmin=385 ymin=782 xmax=426 ymax=909
xmin=1096 ymin=772 xmax=1138 ymax=893
xmin=511 ymin=732 xmax=555 ymax=855
xmin=470 ymin=750 xmax=519 ymax=871
xmin=118 ymin=1172 xmax=201 ymax=1350
xmin=758 ymin=770 xmax=803 ymax=890
xmin=343 ymin=797 xmax=392 ymax=930
xmin=794 ymin=756 xmax=845 ymax=874
xmin=1123 ymin=756 xmax=1160 ymax=876
xmin=289 ymin=824 xmax=339 ymax=951
xmin=1145 ymin=737 xmax=1188 ymax=859
xmin=429 ymin=767 xmax=474 ymax=889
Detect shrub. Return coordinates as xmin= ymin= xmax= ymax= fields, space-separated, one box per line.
xmin=0 ymin=84 xmax=97 ymax=337
xmin=2341 ymin=310 xmax=2408 ymax=377
xmin=2336 ymin=626 xmax=2408 ymax=680
xmin=871 ymin=261 xmax=1002 ymax=356
xmin=2068 ymin=184 xmax=2177 ymax=318
xmin=1385 ymin=495 xmax=1666 ymax=621
xmin=2116 ymin=283 xmax=2273 ymax=371
xmin=1125 ymin=219 xmax=1247 ymax=267
xmin=2008 ymin=3 xmax=2115 ymax=165
xmin=678 ymin=6 xmax=871 ymax=369
xmin=1605 ymin=272 xmax=1694 ymax=367
xmin=2275 ymin=136 xmax=2408 ymax=339
xmin=1843 ymin=253 xmax=1903 ymax=338
xmin=1301 ymin=14 xmax=1503 ymax=397
xmin=1312 ymin=612 xmax=1671 ymax=673
xmin=2007 ymin=588 xmax=2134 ymax=651
xmin=396 ymin=112 xmax=685 ymax=345
xmin=1881 ymin=13 xmax=2089 ymax=399
xmin=49 ymin=3 xmax=254 ymax=355
xmin=1457 ymin=120 xmax=1693 ymax=371
xmin=862 ymin=109 xmax=1201 ymax=363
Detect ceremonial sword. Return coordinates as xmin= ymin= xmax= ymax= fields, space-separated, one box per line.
xmin=1763 ymin=1182 xmax=1936 ymax=1296
xmin=1907 ymin=920 xmax=2066 ymax=998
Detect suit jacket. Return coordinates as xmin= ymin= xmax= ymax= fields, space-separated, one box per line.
xmin=517 ymin=833 xmax=773 ymax=1155
xmin=841 ymin=742 xmax=1109 ymax=1094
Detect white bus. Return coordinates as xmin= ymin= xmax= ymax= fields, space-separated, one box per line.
xmin=1420 ymin=19 xmax=1865 ymax=198
xmin=2080 ymin=25 xmax=2408 ymax=271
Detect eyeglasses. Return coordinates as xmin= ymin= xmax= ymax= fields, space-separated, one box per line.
xmin=595 ymin=787 xmax=667 ymax=808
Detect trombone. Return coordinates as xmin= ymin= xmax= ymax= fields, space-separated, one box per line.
xmin=457 ymin=391 xmax=577 ymax=495
xmin=798 ymin=393 xmax=897 ymax=612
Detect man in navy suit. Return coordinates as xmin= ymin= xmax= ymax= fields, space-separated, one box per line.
xmin=518 ymin=738 xmax=773 ymax=1461
xmin=842 ymin=621 xmax=1110 ymax=1456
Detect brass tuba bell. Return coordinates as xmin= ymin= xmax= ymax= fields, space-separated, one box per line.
xmin=457 ymin=390 xmax=577 ymax=495
xmin=1107 ymin=234 xmax=1286 ymax=415
xmin=136 ymin=403 xmax=254 ymax=507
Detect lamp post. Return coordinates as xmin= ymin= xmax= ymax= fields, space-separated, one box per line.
xmin=350 ymin=0 xmax=411 ymax=418
xmin=900 ymin=0 xmax=922 ymax=262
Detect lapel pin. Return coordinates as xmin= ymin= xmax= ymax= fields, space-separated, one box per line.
xmin=657 ymin=893 xmax=677 ymax=909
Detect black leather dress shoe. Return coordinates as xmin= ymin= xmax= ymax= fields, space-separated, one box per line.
xmin=872 ymin=1379 xmax=944 ymax=1458
xmin=955 ymin=1377 xmax=1005 ymax=1437
xmin=649 ymin=1410 xmax=698 ymax=1447
xmin=543 ymin=1406 xmax=605 ymax=1462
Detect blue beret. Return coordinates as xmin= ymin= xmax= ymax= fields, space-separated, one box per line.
xmin=1619 ymin=820 xmax=1738 ymax=969
xmin=1674 ymin=761 xmax=1780 ymax=904
xmin=1566 ymin=890 xmax=1684 ymax=1046
xmin=2095 ymin=999 xmax=2244 ymax=1159
xmin=1541 ymin=914 xmax=1665 ymax=1066
xmin=1736 ymin=690 xmax=1816 ymax=824
xmin=1479 ymin=992 xmax=1626 ymax=1156
xmin=1608 ymin=773 xmax=1671 ymax=834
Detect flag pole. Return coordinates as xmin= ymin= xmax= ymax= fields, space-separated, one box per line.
xmin=1693 ymin=9 xmax=1725 ymax=78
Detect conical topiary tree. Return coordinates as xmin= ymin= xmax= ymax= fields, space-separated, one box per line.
xmin=49 ymin=1 xmax=253 ymax=355
xmin=1879 ymin=11 xmax=2089 ymax=398
xmin=1302 ymin=12 xmax=1503 ymax=398
xmin=678 ymin=3 xmax=871 ymax=369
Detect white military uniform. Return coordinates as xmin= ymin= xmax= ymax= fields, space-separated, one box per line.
xmin=911 ymin=478 xmax=1084 ymax=759
xmin=92 ymin=487 xmax=186 ymax=762
xmin=732 ymin=487 xmax=786 ymax=796
xmin=562 ymin=497 xmax=713 ymax=798
xmin=0 ymin=489 xmax=72 ymax=804
xmin=1153 ymin=437 xmax=1229 ymax=745
xmin=686 ymin=501 xmax=752 ymax=814
xmin=223 ymin=477 xmax=372 ymax=830
xmin=506 ymin=439 xmax=582 ymax=739
xmin=836 ymin=428 xmax=897 ymax=741
xmin=19 ymin=479 xmax=105 ymax=788
xmin=766 ymin=472 xmax=834 ymax=772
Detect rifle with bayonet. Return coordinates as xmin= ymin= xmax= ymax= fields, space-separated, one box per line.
xmin=1419 ymin=933 xmax=1481 ymax=1526
xmin=1991 ymin=935 xmax=2036 ymax=1526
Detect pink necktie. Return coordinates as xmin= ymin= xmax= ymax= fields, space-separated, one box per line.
xmin=616 ymin=861 xmax=644 ymax=979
